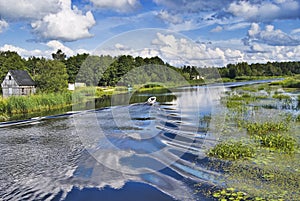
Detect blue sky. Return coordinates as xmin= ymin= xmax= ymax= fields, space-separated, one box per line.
xmin=0 ymin=0 xmax=300 ymax=66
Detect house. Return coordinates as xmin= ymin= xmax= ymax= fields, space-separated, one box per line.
xmin=67 ymin=82 xmax=86 ymax=91
xmin=1 ymin=70 xmax=36 ymax=98
xmin=191 ymin=75 xmax=205 ymax=80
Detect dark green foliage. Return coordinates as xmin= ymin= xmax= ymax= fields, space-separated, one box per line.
xmin=52 ymin=49 xmax=66 ymax=61
xmin=218 ymin=61 xmax=300 ymax=78
xmin=0 ymin=51 xmax=27 ymax=83
xmin=208 ymin=142 xmax=255 ymax=160
xmin=34 ymin=60 xmax=68 ymax=93
xmin=76 ymin=55 xmax=113 ymax=86
xmin=64 ymin=53 xmax=89 ymax=83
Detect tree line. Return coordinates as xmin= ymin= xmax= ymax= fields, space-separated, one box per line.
xmin=1 ymin=50 xmax=300 ymax=93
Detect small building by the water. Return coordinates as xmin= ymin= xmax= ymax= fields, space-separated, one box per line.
xmin=191 ymin=75 xmax=204 ymax=80
xmin=1 ymin=70 xmax=36 ymax=98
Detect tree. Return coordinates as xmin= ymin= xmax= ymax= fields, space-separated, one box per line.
xmin=0 ymin=51 xmax=27 ymax=82
xmin=228 ymin=64 xmax=237 ymax=79
xmin=65 ymin=53 xmax=89 ymax=83
xmin=77 ymin=55 xmax=114 ymax=86
xmin=26 ymin=56 xmax=41 ymax=76
xmin=52 ymin=49 xmax=66 ymax=61
xmin=35 ymin=60 xmax=68 ymax=93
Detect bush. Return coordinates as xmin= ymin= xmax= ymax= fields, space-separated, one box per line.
xmin=208 ymin=141 xmax=255 ymax=160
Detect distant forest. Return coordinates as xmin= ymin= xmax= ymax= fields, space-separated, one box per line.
xmin=1 ymin=50 xmax=300 ymax=92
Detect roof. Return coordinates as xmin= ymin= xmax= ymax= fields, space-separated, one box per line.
xmin=9 ymin=70 xmax=35 ymax=86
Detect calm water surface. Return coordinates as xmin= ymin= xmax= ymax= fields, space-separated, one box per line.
xmin=1 ymin=80 xmax=292 ymax=201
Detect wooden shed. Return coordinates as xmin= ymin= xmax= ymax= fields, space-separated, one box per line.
xmin=1 ymin=70 xmax=36 ymax=98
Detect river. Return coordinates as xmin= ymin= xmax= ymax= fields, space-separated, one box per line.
xmin=0 ymin=79 xmax=298 ymax=201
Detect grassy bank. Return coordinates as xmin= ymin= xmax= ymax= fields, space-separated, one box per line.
xmin=270 ymin=75 xmax=300 ymax=88
xmin=0 ymin=84 xmax=166 ymax=122
xmin=0 ymin=92 xmax=73 ymax=121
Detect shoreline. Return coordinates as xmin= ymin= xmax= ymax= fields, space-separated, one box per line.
xmin=0 ymin=77 xmax=290 ymax=124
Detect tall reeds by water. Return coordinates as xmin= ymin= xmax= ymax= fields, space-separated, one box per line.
xmin=0 ymin=92 xmax=72 ymax=117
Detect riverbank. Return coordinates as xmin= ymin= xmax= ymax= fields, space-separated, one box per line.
xmin=1 ymin=76 xmax=299 ymax=122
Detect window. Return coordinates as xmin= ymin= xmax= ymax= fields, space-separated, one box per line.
xmin=22 ymin=88 xmax=25 ymax=95
xmin=8 ymin=75 xmax=11 ymax=80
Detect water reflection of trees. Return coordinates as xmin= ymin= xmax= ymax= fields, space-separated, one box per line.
xmin=93 ymin=89 xmax=177 ymax=109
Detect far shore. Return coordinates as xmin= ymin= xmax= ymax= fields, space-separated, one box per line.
xmin=1 ymin=75 xmax=299 ymax=123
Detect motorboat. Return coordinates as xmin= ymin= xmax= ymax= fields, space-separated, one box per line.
xmin=147 ymin=96 xmax=156 ymax=105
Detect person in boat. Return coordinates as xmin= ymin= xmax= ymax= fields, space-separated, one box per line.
xmin=147 ymin=96 xmax=156 ymax=105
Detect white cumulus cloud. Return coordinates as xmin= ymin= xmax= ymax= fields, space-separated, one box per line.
xmin=89 ymin=0 xmax=140 ymax=12
xmin=0 ymin=0 xmax=95 ymax=42
xmin=0 ymin=41 xmax=90 ymax=58
xmin=211 ymin=25 xmax=223 ymax=32
xmin=227 ymin=0 xmax=300 ymax=22
xmin=0 ymin=44 xmax=44 ymax=58
xmin=0 ymin=19 xmax=8 ymax=32
xmin=0 ymin=0 xmax=61 ymax=20
xmin=157 ymin=10 xmax=183 ymax=24
xmin=46 ymin=40 xmax=74 ymax=56
xmin=151 ymin=32 xmax=244 ymax=66
xmin=244 ymin=23 xmax=300 ymax=46
xmin=31 ymin=0 xmax=95 ymax=41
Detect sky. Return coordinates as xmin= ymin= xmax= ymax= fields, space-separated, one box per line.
xmin=0 ymin=0 xmax=300 ymax=66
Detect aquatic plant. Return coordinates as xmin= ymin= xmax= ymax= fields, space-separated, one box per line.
xmin=271 ymin=76 xmax=300 ymax=88
xmin=239 ymin=86 xmax=258 ymax=92
xmin=246 ymin=121 xmax=289 ymax=135
xmin=208 ymin=141 xmax=255 ymax=160
xmin=272 ymin=94 xmax=291 ymax=100
xmin=224 ymin=158 xmax=300 ymax=201
xmin=259 ymin=133 xmax=296 ymax=153
xmin=209 ymin=83 xmax=300 ymax=201
xmin=212 ymin=188 xmax=248 ymax=201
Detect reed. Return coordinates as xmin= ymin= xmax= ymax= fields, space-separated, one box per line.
xmin=0 ymin=92 xmax=72 ymax=115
